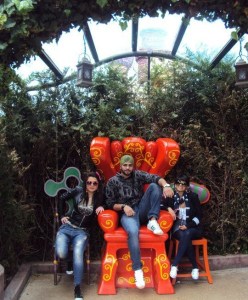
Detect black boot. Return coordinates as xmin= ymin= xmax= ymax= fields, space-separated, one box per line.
xmin=74 ymin=285 xmax=83 ymax=300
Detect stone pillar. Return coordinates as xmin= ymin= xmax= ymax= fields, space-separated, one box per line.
xmin=0 ymin=264 xmax=4 ymax=300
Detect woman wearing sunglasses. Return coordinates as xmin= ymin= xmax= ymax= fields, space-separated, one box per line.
xmin=55 ymin=171 xmax=105 ymax=300
xmin=161 ymin=174 xmax=202 ymax=281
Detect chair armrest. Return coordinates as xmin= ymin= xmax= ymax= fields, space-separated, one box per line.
xmin=98 ymin=209 xmax=173 ymax=234
xmin=158 ymin=210 xmax=173 ymax=233
xmin=97 ymin=209 xmax=119 ymax=233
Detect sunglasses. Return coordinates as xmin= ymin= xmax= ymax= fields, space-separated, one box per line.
xmin=86 ymin=181 xmax=98 ymax=186
xmin=175 ymin=181 xmax=187 ymax=186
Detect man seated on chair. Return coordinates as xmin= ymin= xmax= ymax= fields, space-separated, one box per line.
xmin=105 ymin=154 xmax=174 ymax=289
xmin=161 ymin=174 xmax=202 ymax=280
xmin=55 ymin=172 xmax=105 ymax=300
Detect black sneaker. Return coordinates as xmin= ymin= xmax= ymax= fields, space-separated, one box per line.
xmin=74 ymin=285 xmax=83 ymax=300
xmin=66 ymin=261 xmax=73 ymax=275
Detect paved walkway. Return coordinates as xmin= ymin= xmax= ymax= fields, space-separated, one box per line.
xmin=19 ymin=267 xmax=248 ymax=300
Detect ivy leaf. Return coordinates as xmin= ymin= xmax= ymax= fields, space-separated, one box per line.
xmin=98 ymin=131 xmax=105 ymax=136
xmin=0 ymin=13 xmax=7 ymax=27
xmin=4 ymin=3 xmax=16 ymax=16
xmin=182 ymin=16 xmax=190 ymax=26
xmin=17 ymin=0 xmax=34 ymax=14
xmin=231 ymin=31 xmax=239 ymax=40
xmin=64 ymin=9 xmax=71 ymax=17
xmin=119 ymin=20 xmax=128 ymax=31
xmin=4 ymin=19 xmax=16 ymax=29
xmin=12 ymin=0 xmax=21 ymax=8
xmin=96 ymin=0 xmax=108 ymax=9
xmin=0 ymin=42 xmax=8 ymax=50
xmin=72 ymin=124 xmax=83 ymax=131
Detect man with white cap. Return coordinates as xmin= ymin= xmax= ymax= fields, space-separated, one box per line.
xmin=105 ymin=154 xmax=173 ymax=289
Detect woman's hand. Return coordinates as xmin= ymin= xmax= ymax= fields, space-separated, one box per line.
xmin=179 ymin=225 xmax=187 ymax=231
xmin=95 ymin=206 xmax=104 ymax=215
xmin=61 ymin=216 xmax=69 ymax=224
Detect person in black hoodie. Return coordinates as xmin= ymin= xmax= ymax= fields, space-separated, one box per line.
xmin=55 ymin=171 xmax=104 ymax=300
xmin=161 ymin=174 xmax=202 ymax=281
xmin=105 ymin=154 xmax=173 ymax=289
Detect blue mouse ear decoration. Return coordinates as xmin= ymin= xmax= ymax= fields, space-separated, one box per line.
xmin=44 ymin=167 xmax=83 ymax=197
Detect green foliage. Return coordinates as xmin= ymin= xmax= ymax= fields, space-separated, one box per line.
xmin=79 ymin=65 xmax=138 ymax=140
xmin=146 ymin=55 xmax=248 ymax=254
xmin=1 ymin=52 xmax=248 ymax=280
xmin=1 ymin=1 xmax=248 ymax=67
xmin=96 ymin=0 xmax=108 ymax=9
xmin=0 ymin=133 xmax=34 ymax=281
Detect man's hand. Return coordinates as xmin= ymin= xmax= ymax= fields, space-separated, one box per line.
xmin=123 ymin=205 xmax=135 ymax=217
xmin=163 ymin=186 xmax=174 ymax=198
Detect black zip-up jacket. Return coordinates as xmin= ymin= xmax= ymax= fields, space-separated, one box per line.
xmin=59 ymin=186 xmax=104 ymax=229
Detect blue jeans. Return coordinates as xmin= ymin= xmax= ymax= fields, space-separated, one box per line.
xmin=55 ymin=224 xmax=89 ymax=286
xmin=120 ymin=183 xmax=162 ymax=271
xmin=172 ymin=227 xmax=202 ymax=268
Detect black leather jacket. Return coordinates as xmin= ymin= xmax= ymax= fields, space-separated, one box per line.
xmin=59 ymin=186 xmax=102 ymax=229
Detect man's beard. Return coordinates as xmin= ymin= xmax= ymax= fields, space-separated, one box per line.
xmin=120 ymin=169 xmax=132 ymax=177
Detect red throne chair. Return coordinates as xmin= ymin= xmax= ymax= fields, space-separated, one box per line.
xmin=90 ymin=137 xmax=180 ymax=294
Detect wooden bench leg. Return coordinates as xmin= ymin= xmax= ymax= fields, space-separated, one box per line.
xmin=170 ymin=238 xmax=213 ymax=284
xmin=54 ymin=257 xmax=58 ymax=285
xmin=202 ymin=242 xmax=213 ymax=284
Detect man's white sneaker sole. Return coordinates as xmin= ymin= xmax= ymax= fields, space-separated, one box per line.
xmin=147 ymin=220 xmax=163 ymax=235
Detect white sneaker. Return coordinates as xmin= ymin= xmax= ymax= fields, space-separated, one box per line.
xmin=191 ymin=268 xmax=199 ymax=280
xmin=134 ymin=269 xmax=145 ymax=289
xmin=170 ymin=266 xmax=178 ymax=279
xmin=66 ymin=261 xmax=73 ymax=275
xmin=147 ymin=219 xmax=163 ymax=235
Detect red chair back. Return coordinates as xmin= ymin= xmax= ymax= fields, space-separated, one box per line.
xmin=90 ymin=136 xmax=180 ymax=181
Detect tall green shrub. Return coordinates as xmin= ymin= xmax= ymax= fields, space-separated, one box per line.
xmin=145 ymin=56 xmax=248 ymax=254
xmin=0 ymin=133 xmax=34 ymax=281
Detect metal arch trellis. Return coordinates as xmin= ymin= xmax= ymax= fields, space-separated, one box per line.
xmin=36 ymin=15 xmax=244 ymax=82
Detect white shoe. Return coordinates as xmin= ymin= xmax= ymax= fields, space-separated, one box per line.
xmin=66 ymin=261 xmax=73 ymax=275
xmin=147 ymin=219 xmax=163 ymax=235
xmin=191 ymin=268 xmax=199 ymax=280
xmin=170 ymin=266 xmax=178 ymax=279
xmin=134 ymin=269 xmax=145 ymax=289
